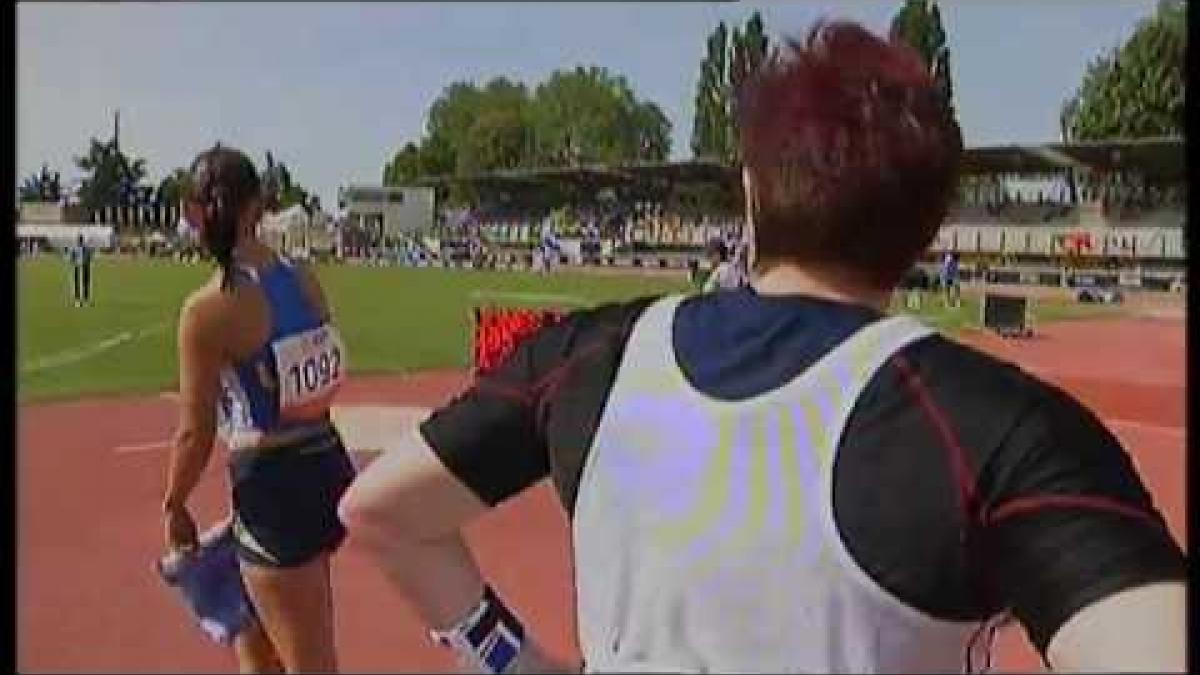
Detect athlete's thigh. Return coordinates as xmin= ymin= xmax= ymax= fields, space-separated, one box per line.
xmin=240 ymin=555 xmax=337 ymax=672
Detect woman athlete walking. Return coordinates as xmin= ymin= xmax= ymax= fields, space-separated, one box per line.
xmin=162 ymin=145 xmax=355 ymax=673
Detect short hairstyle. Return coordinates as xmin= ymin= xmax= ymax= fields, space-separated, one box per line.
xmin=737 ymin=20 xmax=963 ymax=289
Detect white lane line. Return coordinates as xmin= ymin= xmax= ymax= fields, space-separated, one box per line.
xmin=468 ymin=290 xmax=586 ymax=306
xmin=110 ymin=410 xmax=1181 ymax=459
xmin=1106 ymin=418 xmax=1186 ymax=440
xmin=21 ymin=321 xmax=170 ymax=374
xmin=114 ymin=439 xmax=173 ymax=454
xmin=332 ymin=405 xmax=432 ymax=453
xmin=111 ymin=405 xmax=433 ymax=457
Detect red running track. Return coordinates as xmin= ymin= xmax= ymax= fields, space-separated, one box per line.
xmin=18 ymin=318 xmax=1185 ymax=672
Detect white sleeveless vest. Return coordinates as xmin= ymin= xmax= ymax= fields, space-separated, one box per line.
xmin=572 ymin=295 xmax=999 ymax=673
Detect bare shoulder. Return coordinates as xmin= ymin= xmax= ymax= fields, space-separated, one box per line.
xmin=179 ymin=279 xmax=233 ymax=343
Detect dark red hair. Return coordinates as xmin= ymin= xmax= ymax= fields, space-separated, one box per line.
xmin=738 ymin=20 xmax=962 ymax=289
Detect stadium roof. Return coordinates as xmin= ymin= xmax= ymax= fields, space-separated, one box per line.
xmin=412 ymin=160 xmax=740 ymax=189
xmin=620 ymin=159 xmax=740 ymax=184
xmin=960 ymin=137 xmax=1185 ymax=177
xmin=410 ymin=137 xmax=1184 ymax=189
xmin=1050 ymin=137 xmax=1184 ymax=176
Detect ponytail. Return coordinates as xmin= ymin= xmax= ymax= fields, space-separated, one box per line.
xmin=186 ymin=146 xmax=262 ymax=292
xmin=202 ymin=185 xmax=239 ymax=290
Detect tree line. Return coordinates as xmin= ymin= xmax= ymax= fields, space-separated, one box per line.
xmin=19 ymin=131 xmax=319 ymax=230
xmin=1060 ymin=0 xmax=1185 ymax=142
xmin=385 ymin=4 xmax=960 ymax=198
xmin=381 ymin=68 xmax=673 ymax=188
xmin=22 ymin=0 xmax=1183 ymax=226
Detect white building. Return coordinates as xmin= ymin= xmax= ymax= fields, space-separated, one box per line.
xmin=260 ymin=204 xmax=336 ymax=257
xmin=17 ymin=201 xmax=115 ymax=250
xmin=17 ymin=223 xmax=115 ymax=250
xmin=339 ymin=185 xmax=435 ymax=242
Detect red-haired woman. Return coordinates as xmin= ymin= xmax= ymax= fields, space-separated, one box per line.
xmin=338 ymin=21 xmax=1184 ymax=673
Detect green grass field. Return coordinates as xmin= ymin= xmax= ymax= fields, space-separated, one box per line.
xmin=17 ymin=256 xmax=1119 ymax=403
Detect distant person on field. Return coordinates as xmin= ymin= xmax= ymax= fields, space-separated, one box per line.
xmin=537 ymin=220 xmax=560 ymax=274
xmin=701 ymin=239 xmax=745 ymax=293
xmin=338 ymin=21 xmax=1185 ymax=674
xmin=68 ymin=234 xmax=93 ymax=306
xmin=939 ymin=251 xmax=961 ymax=307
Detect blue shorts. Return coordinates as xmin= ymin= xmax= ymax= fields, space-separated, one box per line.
xmin=229 ymin=427 xmax=356 ymax=568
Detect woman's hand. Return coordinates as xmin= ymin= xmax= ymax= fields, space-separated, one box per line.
xmin=163 ymin=503 xmax=199 ymax=554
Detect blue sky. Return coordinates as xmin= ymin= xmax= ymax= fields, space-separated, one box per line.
xmin=18 ymin=1 xmax=1156 ymax=207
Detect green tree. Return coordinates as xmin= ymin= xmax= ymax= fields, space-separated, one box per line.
xmin=424 ymin=81 xmax=487 ymax=174
xmin=729 ymin=13 xmax=770 ymax=162
xmin=262 ymin=151 xmax=313 ymax=210
xmin=459 ymin=107 xmax=530 ymax=174
xmin=158 ymin=168 xmax=190 ymax=200
xmin=75 ymin=137 xmax=146 ymax=215
xmin=691 ymin=21 xmax=730 ymax=161
xmin=19 ymin=164 xmax=61 ymax=202
xmin=415 ymin=77 xmax=534 ymax=174
xmin=381 ymin=67 xmax=670 ymax=206
xmin=418 ymin=130 xmax=457 ymax=178
xmin=690 ymin=13 xmax=769 ymax=163
xmin=531 ymin=65 xmax=672 ymax=167
xmin=1058 ymin=98 xmax=1081 ymax=203
xmin=18 ymin=173 xmax=42 ymax=202
xmin=889 ymin=0 xmax=955 ymax=108
xmin=1063 ymin=0 xmax=1185 ymax=141
xmin=151 ymin=167 xmax=190 ymax=230
xmin=459 ymin=78 xmax=533 ymax=173
xmin=263 ymin=150 xmax=281 ymax=203
xmin=383 ymin=142 xmax=426 ymax=185
xmin=629 ymin=101 xmax=672 ymax=161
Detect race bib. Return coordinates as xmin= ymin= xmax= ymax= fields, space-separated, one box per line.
xmin=272 ymin=324 xmax=346 ymax=422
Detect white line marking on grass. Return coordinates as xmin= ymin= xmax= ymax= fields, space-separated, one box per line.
xmin=23 ymin=332 xmax=134 ymax=373
xmin=114 ymin=439 xmax=173 ymax=454
xmin=21 ymin=322 xmax=170 ymax=375
xmin=468 ymin=290 xmax=587 ymax=306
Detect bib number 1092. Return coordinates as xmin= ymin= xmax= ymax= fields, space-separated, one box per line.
xmin=272 ymin=325 xmax=346 ymax=421
xmin=287 ymin=347 xmax=341 ymax=395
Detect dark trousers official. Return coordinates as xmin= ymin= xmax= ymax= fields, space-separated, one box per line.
xmin=73 ymin=264 xmax=92 ymax=304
